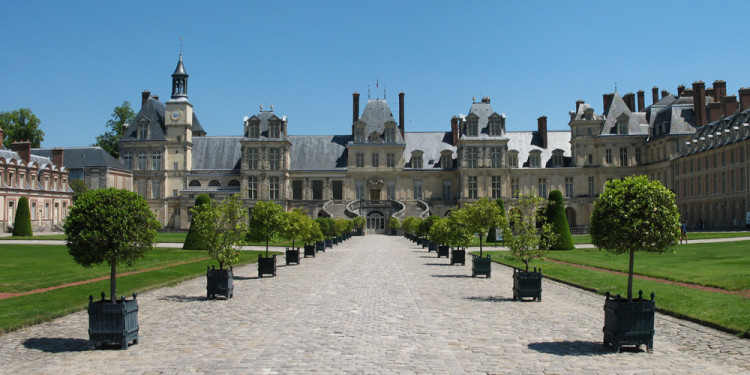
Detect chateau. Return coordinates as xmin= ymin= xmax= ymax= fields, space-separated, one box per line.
xmin=119 ymin=55 xmax=750 ymax=232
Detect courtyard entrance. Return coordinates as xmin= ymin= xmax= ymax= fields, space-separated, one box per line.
xmin=366 ymin=211 xmax=385 ymax=234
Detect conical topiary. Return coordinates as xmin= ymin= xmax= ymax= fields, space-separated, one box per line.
xmin=183 ymin=194 xmax=211 ymax=250
xmin=12 ymin=196 xmax=33 ymax=237
xmin=545 ymin=190 xmax=574 ymax=250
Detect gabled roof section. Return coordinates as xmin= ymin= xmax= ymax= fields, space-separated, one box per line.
xmin=650 ymin=103 xmax=696 ymax=138
xmin=459 ymin=99 xmax=506 ymax=139
xmin=356 ymin=99 xmax=404 ymax=143
xmin=571 ymin=102 xmax=605 ymax=121
xmin=121 ymin=97 xmax=166 ymax=141
xmin=244 ymin=110 xmax=288 ymax=141
xmin=601 ymin=93 xmax=649 ymax=136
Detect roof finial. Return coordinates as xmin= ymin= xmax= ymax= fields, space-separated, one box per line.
xmin=614 ymin=81 xmax=618 ymax=93
xmin=179 ymin=37 xmax=183 ymax=56
xmin=367 ymin=85 xmax=371 ymax=99
xmin=384 ymin=85 xmax=386 ymax=100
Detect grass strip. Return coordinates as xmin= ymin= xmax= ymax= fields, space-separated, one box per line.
xmin=0 ymin=250 xmax=276 ymax=333
xmin=483 ymin=251 xmax=750 ymax=337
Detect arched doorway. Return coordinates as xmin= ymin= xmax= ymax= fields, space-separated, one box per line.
xmin=565 ymin=207 xmax=576 ymax=227
xmin=366 ymin=211 xmax=385 ymax=234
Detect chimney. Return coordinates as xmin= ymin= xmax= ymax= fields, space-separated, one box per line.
xmin=722 ymin=95 xmax=738 ymax=117
xmin=677 ymin=85 xmax=686 ymax=97
xmin=451 ymin=116 xmax=459 ymax=145
xmin=708 ymin=102 xmax=723 ymax=123
xmin=602 ymin=93 xmax=614 ymax=113
xmin=714 ymin=80 xmax=727 ymax=102
xmin=575 ymin=100 xmax=584 ymax=114
xmin=623 ymin=92 xmax=635 ymax=112
xmin=692 ymin=81 xmax=706 ymax=127
xmin=652 ymin=86 xmax=659 ymax=104
xmin=399 ymin=92 xmax=405 ymax=137
xmin=537 ymin=116 xmax=548 ymax=149
xmin=352 ymin=92 xmax=360 ymax=124
xmin=637 ymin=90 xmax=645 ymax=112
xmin=11 ymin=140 xmax=31 ymax=164
xmin=661 ymin=90 xmax=670 ymax=99
xmin=683 ymin=88 xmax=694 ymax=97
xmin=738 ymin=87 xmax=750 ymax=110
xmin=141 ymin=90 xmax=151 ymax=107
xmin=51 ymin=148 xmax=64 ymax=167
xmin=706 ymin=87 xmax=715 ymax=101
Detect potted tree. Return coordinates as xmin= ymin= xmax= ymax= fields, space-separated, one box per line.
xmin=430 ymin=212 xmax=472 ymax=264
xmin=402 ymin=216 xmax=418 ymax=241
xmin=183 ymin=194 xmax=211 ymax=250
xmin=64 ymin=188 xmax=159 ymax=349
xmin=248 ymin=201 xmax=285 ymax=278
xmin=303 ymin=220 xmax=324 ymax=257
xmin=505 ymin=193 xmax=555 ymax=302
xmin=281 ymin=209 xmax=311 ymax=265
xmin=590 ymin=175 xmax=680 ymax=352
xmin=544 ymin=190 xmax=575 ymax=250
xmin=353 ymin=216 xmax=366 ymax=236
xmin=463 ymin=197 xmax=505 ymax=278
xmin=333 ymin=219 xmax=348 ymax=244
xmin=419 ymin=215 xmax=439 ymax=251
xmin=192 ymin=193 xmax=248 ymax=299
xmin=412 ymin=217 xmax=424 ymax=245
xmin=387 ymin=217 xmax=401 ymax=235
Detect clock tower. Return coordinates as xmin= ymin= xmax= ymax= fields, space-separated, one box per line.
xmin=164 ymin=53 xmax=194 ymax=213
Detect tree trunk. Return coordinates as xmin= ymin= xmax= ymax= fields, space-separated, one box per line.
xmin=110 ymin=263 xmax=117 ymax=304
xmin=266 ymin=237 xmax=269 ymax=258
xmin=479 ymin=235 xmax=484 ymax=257
xmin=627 ymin=248 xmax=635 ymax=302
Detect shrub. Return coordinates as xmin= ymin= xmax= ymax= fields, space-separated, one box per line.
xmin=183 ymin=194 xmax=211 ymax=250
xmin=12 ymin=196 xmax=33 ymax=237
xmin=545 ymin=190 xmax=574 ymax=250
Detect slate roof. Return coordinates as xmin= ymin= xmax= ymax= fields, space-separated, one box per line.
xmin=506 ymin=131 xmax=572 ymax=168
xmin=404 ymin=132 xmax=456 ymax=169
xmin=192 ymin=136 xmax=243 ymax=170
xmin=289 ymin=135 xmax=350 ymax=170
xmin=355 ymin=99 xmax=405 ymax=143
xmin=683 ymin=107 xmax=750 ymax=156
xmin=120 ymin=97 xmax=205 ymax=142
xmin=570 ymin=102 xmax=605 ymax=121
xmin=650 ymin=102 xmax=697 ymax=137
xmin=458 ymin=100 xmax=506 ymax=140
xmin=0 ymin=149 xmax=56 ymax=168
xmin=244 ymin=111 xmax=288 ymax=140
xmin=32 ymin=147 xmax=128 ymax=171
xmin=601 ymin=93 xmax=649 ymax=136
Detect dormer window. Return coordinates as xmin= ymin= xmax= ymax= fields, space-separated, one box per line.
xmin=138 ymin=125 xmax=148 ymax=139
xmin=354 ymin=125 xmax=365 ymax=143
xmin=508 ymin=151 xmax=519 ymax=168
xmin=269 ymin=121 xmax=280 ymax=138
xmin=247 ymin=120 xmax=260 ymax=138
xmin=584 ymin=108 xmax=594 ymax=121
xmin=440 ymin=151 xmax=453 ymax=169
xmin=529 ymin=150 xmax=542 ymax=168
xmin=488 ymin=115 xmax=502 ymax=136
xmin=411 ymin=151 xmax=424 ymax=169
xmin=617 ymin=114 xmax=629 ymax=135
xmin=467 ymin=119 xmax=478 ymax=136
xmin=552 ymin=150 xmax=564 ymax=167
xmin=385 ymin=127 xmax=395 ymax=143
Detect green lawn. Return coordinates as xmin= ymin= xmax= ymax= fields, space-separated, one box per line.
xmin=543 ymin=240 xmax=750 ymax=291
xmin=470 ymin=231 xmax=750 ymax=246
xmin=0 ymin=244 xmax=278 ymax=333
xmin=483 ymin=250 xmax=750 ymax=336
xmin=0 ymin=232 xmax=303 ymax=247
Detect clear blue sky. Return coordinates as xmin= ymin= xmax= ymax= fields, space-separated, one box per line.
xmin=2 ymin=1 xmax=749 ymax=148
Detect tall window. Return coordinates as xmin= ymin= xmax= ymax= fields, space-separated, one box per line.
xmin=356 ymin=182 xmax=364 ymax=200
xmin=139 ymin=125 xmax=148 ymax=139
xmin=269 ymin=122 xmax=280 ymax=138
xmin=491 ymin=176 xmax=502 ymax=199
xmin=537 ymin=178 xmax=547 ymax=198
xmin=269 ymin=148 xmax=281 ymax=170
xmin=468 ymin=176 xmax=478 ymax=199
xmin=588 ymin=176 xmax=595 ymax=197
xmin=565 ymin=177 xmax=573 ymax=198
xmin=387 ymin=182 xmax=395 ymax=200
xmin=123 ymin=154 xmax=133 ymax=169
xmin=467 ymin=120 xmax=478 ymax=136
xmin=248 ymin=122 xmax=260 ymax=138
xmin=587 ymin=154 xmax=593 ymax=165
xmin=511 ymin=178 xmax=520 ymax=198
xmin=490 ymin=147 xmax=503 ymax=168
xmin=356 ymin=153 xmax=364 ymax=167
xmin=605 ymin=149 xmax=612 ymax=164
xmin=137 ymin=180 xmax=147 ymax=197
xmin=152 ymin=151 xmax=162 ymax=170
xmin=466 ymin=147 xmax=479 ymax=168
xmin=635 ymin=148 xmax=642 ymax=164
xmin=412 ymin=155 xmax=423 ymax=169
xmin=441 ymin=153 xmax=452 ymax=169
xmin=552 ymin=154 xmax=563 ymax=167
xmin=705 ymin=174 xmax=710 ymax=195
xmin=269 ymin=177 xmax=280 ymax=199
xmin=721 ymin=171 xmax=726 ymax=193
xmin=355 ymin=126 xmax=365 ymax=143
xmin=489 ymin=119 xmax=501 ymax=136
xmin=508 ymin=154 xmax=518 ymax=168
xmin=619 ymin=148 xmax=628 ymax=166
xmin=138 ymin=152 xmax=147 ymax=170
xmin=442 ymin=180 xmax=451 ymax=201
xmin=530 ymin=154 xmax=541 ymax=168
xmin=385 ymin=127 xmax=395 ymax=143
xmin=151 ymin=180 xmax=161 ymax=199
xmin=413 ymin=181 xmax=422 ymax=199
xmin=247 ymin=149 xmax=259 ymax=169
xmin=248 ymin=177 xmax=257 ymax=199
xmin=371 ymin=153 xmax=379 ymax=167
xmin=740 ymin=168 xmax=746 ymax=190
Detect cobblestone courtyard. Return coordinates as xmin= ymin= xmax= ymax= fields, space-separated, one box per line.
xmin=0 ymin=235 xmax=748 ymax=374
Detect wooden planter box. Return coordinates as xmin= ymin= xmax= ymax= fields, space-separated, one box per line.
xmin=315 ymin=241 xmax=325 ymax=252
xmin=304 ymin=244 xmax=316 ymax=258
xmin=603 ymin=291 xmax=655 ymax=352
xmin=333 ymin=237 xmax=340 ymax=245
xmin=206 ymin=266 xmax=234 ymax=299
xmin=286 ymin=247 xmax=301 ymax=265
xmin=88 ymin=293 xmax=139 ymax=349
xmin=355 ymin=228 xmax=364 ymax=236
xmin=436 ymin=245 xmax=449 ymax=258
xmin=450 ymin=248 xmax=465 ymax=265
xmin=325 ymin=239 xmax=333 ymax=249
xmin=428 ymin=242 xmax=438 ymax=252
xmin=416 ymin=238 xmax=423 ymax=245
xmin=471 ymin=255 xmax=492 ymax=278
xmin=422 ymin=240 xmax=430 ymax=249
xmin=512 ymin=268 xmax=542 ymax=301
xmin=258 ymin=254 xmax=277 ymax=278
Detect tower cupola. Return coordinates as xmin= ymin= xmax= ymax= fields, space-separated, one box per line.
xmin=171 ymin=53 xmax=189 ymax=99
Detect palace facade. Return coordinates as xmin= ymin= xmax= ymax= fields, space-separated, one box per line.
xmin=120 ymin=55 xmax=750 ymax=232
